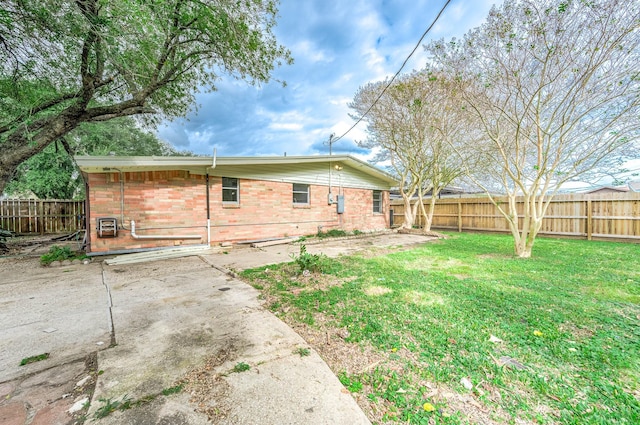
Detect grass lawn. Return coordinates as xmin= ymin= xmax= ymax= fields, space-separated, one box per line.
xmin=241 ymin=232 xmax=640 ymax=424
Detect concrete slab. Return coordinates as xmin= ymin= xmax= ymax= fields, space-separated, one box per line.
xmin=90 ymin=255 xmax=371 ymax=424
xmin=0 ymin=232 xmax=435 ymax=425
xmin=202 ymin=231 xmax=435 ymax=272
xmin=0 ymin=258 xmax=111 ymax=382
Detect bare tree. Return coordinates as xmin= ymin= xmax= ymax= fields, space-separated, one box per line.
xmin=350 ymin=70 xmax=469 ymax=232
xmin=429 ymin=0 xmax=640 ymax=257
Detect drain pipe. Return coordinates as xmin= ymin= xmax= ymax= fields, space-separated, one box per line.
xmin=206 ymin=173 xmax=211 ymax=247
xmin=130 ymin=220 xmax=202 ymax=240
xmin=206 ymin=148 xmax=217 ymax=247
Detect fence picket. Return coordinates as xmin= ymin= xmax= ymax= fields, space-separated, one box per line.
xmin=0 ymin=199 xmax=85 ymax=235
xmin=391 ymin=192 xmax=640 ymax=243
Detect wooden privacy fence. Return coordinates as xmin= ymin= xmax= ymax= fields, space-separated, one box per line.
xmin=0 ymin=199 xmax=86 ymax=235
xmin=390 ymin=192 xmax=640 ymax=242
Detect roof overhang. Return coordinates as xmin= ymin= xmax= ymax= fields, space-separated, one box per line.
xmin=74 ymin=155 xmax=398 ymax=186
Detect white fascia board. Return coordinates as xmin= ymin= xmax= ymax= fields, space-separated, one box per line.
xmin=74 ymin=154 xmax=397 ymax=185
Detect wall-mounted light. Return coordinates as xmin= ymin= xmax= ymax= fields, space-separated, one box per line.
xmin=334 ymin=164 xmax=343 ymax=171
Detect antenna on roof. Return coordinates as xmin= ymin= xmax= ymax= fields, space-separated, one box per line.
xmin=326 ymin=133 xmax=336 ymax=156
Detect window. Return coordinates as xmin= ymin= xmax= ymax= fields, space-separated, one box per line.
xmin=222 ymin=177 xmax=239 ymax=203
xmin=373 ymin=190 xmax=382 ymax=213
xmin=293 ymin=183 xmax=310 ymax=204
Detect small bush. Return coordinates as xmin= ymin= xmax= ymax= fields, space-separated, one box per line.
xmin=291 ymin=244 xmax=328 ymax=274
xmin=40 ymin=245 xmax=86 ymax=265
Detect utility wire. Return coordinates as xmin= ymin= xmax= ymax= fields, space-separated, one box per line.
xmin=332 ymin=0 xmax=452 ymax=144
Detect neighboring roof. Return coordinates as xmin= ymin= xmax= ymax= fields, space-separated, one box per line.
xmin=582 ymin=185 xmax=630 ymax=194
xmin=75 ymin=154 xmax=398 ymax=187
xmin=389 ymin=186 xmax=467 ymax=199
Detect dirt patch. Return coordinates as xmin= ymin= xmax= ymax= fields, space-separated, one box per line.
xmin=2 ymin=234 xmax=83 ymax=257
xmin=558 ymin=321 xmax=595 ymax=340
xmin=364 ymin=285 xmax=393 ymax=296
xmin=180 ymin=341 xmax=240 ymax=423
xmin=397 ymin=228 xmax=448 ymax=239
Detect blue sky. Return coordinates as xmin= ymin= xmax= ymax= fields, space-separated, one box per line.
xmin=157 ymin=0 xmax=502 ymax=158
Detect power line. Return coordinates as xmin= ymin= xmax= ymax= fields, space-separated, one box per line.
xmin=331 ymin=0 xmax=452 ymax=144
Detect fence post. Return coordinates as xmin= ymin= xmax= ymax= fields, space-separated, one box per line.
xmin=457 ymin=199 xmax=462 ymax=232
xmin=587 ymin=199 xmax=592 ymax=241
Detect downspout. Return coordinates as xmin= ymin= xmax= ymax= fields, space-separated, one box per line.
xmin=206 ymin=173 xmax=211 ymax=247
xmin=130 ymin=220 xmax=201 ymax=240
xmin=206 ymin=148 xmax=217 ymax=247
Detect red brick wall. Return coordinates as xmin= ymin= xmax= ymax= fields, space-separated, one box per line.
xmin=86 ymin=171 xmax=389 ymax=253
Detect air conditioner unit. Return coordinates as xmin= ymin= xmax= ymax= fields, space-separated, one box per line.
xmin=97 ymin=217 xmax=117 ymax=238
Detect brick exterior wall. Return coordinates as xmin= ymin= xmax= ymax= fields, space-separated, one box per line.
xmin=86 ymin=171 xmax=389 ymax=253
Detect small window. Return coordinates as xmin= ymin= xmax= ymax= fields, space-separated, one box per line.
xmin=222 ymin=177 xmax=239 ymax=203
xmin=373 ymin=190 xmax=382 ymax=213
xmin=293 ymin=183 xmax=310 ymax=204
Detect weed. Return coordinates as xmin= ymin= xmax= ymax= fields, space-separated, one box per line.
xmin=94 ymin=395 xmax=132 ymax=419
xmin=317 ymin=229 xmax=348 ymax=238
xmin=19 ymin=353 xmax=49 ymax=366
xmin=40 ymin=245 xmax=86 ymax=265
xmin=339 ymin=372 xmax=363 ymax=392
xmin=294 ymin=347 xmax=311 ymax=357
xmin=231 ymin=362 xmax=250 ymax=373
xmin=161 ymin=384 xmax=184 ymax=396
xmin=352 ymin=229 xmax=363 ymax=235
xmin=290 ymin=244 xmax=328 ymax=274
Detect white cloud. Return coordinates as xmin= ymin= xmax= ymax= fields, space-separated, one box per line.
xmin=158 ymin=0 xmax=504 ymax=158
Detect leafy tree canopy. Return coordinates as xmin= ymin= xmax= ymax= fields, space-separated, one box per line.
xmin=0 ymin=0 xmax=292 ymax=194
xmin=4 ymin=118 xmax=191 ymax=199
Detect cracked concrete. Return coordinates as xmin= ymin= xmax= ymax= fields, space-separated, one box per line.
xmin=1 ymin=232 xmax=435 ymax=424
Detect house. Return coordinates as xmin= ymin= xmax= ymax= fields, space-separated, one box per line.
xmin=75 ymin=155 xmax=397 ymax=255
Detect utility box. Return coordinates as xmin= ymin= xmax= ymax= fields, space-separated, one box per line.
xmin=336 ymin=195 xmax=345 ymax=214
xmin=97 ymin=217 xmax=118 ymax=238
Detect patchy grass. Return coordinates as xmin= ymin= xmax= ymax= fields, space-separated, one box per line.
xmin=94 ymin=395 xmax=133 ymax=419
xmin=294 ymin=347 xmax=311 ymax=357
xmin=231 ymin=362 xmax=251 ymax=373
xmin=19 ymin=352 xmax=49 ymax=366
xmin=161 ymin=384 xmax=184 ymax=396
xmin=241 ymin=232 xmax=640 ymax=424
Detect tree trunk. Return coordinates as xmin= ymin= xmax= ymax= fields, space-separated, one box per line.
xmin=0 ymin=166 xmax=14 ymax=196
xmin=420 ymin=194 xmax=438 ymax=232
xmin=401 ymin=194 xmax=414 ymax=229
xmin=0 ymin=107 xmax=88 ymax=194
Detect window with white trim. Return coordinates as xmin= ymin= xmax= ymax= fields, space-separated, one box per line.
xmin=222 ymin=177 xmax=239 ymax=203
xmin=293 ymin=183 xmax=310 ymax=204
xmin=373 ymin=190 xmax=383 ymax=213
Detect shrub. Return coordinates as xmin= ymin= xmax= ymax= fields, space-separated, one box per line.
xmin=316 ymin=228 xmax=348 ymax=238
xmin=40 ymin=245 xmax=85 ymax=265
xmin=291 ymin=244 xmax=328 ymax=274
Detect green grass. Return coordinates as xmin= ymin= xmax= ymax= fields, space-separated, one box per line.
xmin=242 ymin=232 xmax=640 ymax=424
xmin=40 ymin=245 xmax=87 ymax=265
xmin=19 ymin=352 xmax=49 ymax=366
xmin=231 ymin=362 xmax=251 ymax=373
